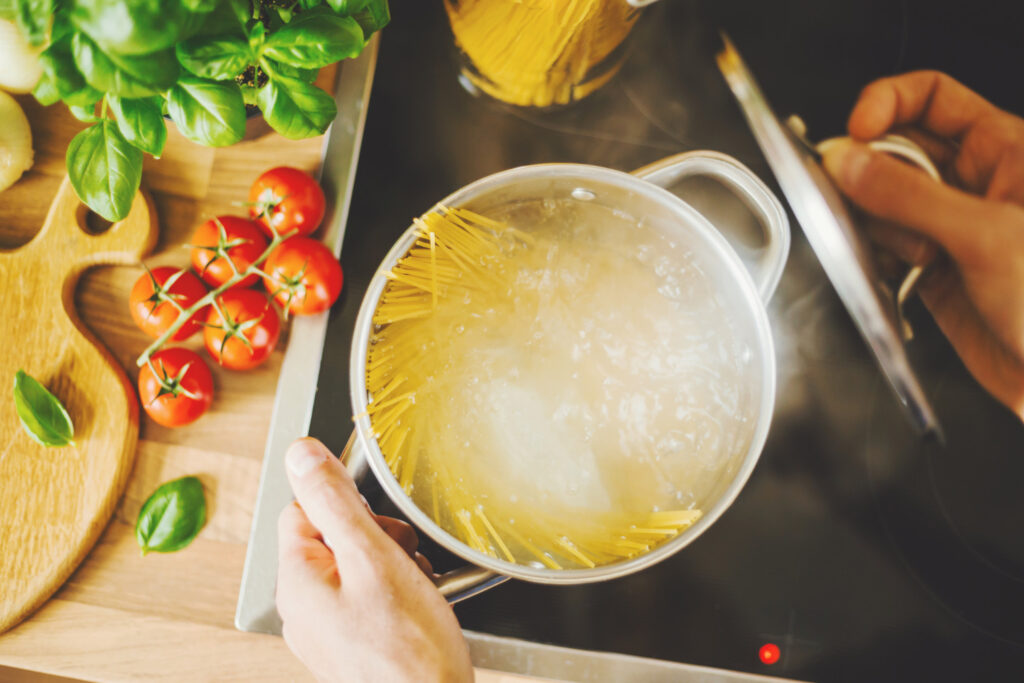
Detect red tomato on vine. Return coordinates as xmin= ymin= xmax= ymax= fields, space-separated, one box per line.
xmin=204 ymin=289 xmax=281 ymax=370
xmin=248 ymin=167 xmax=326 ymax=239
xmin=189 ymin=216 xmax=267 ymax=289
xmin=129 ymin=267 xmax=208 ymax=341
xmin=262 ymin=237 xmax=343 ymax=316
xmin=138 ymin=348 xmax=214 ymax=427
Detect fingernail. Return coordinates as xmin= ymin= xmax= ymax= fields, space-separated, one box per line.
xmin=821 ymin=139 xmax=872 ymax=188
xmin=286 ymin=438 xmax=329 ymax=477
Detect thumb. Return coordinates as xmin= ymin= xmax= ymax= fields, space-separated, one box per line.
xmin=821 ymin=139 xmax=997 ymax=262
xmin=284 ymin=437 xmax=389 ymax=570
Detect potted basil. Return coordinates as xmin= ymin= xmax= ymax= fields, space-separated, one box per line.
xmin=3 ymin=0 xmax=388 ymax=221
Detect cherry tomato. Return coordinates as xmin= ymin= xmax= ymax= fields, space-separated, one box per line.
xmin=204 ymin=289 xmax=281 ymax=370
xmin=138 ymin=348 xmax=214 ymax=427
xmin=129 ymin=267 xmax=208 ymax=341
xmin=248 ymin=166 xmax=326 ymax=239
xmin=189 ymin=216 xmax=267 ymax=289
xmin=262 ymin=237 xmax=343 ymax=316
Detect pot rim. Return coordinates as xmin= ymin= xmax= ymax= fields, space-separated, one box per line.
xmin=349 ymin=162 xmax=777 ymax=584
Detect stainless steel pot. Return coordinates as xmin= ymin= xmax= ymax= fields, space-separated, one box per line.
xmin=341 ymin=151 xmax=790 ymax=601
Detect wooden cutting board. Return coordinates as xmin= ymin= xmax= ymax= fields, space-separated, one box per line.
xmin=0 ymin=177 xmax=158 ymax=633
xmin=0 ymin=63 xmax=334 ymax=673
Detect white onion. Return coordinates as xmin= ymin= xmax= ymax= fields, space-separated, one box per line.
xmin=0 ymin=19 xmax=43 ymax=94
xmin=0 ymin=90 xmax=33 ymax=192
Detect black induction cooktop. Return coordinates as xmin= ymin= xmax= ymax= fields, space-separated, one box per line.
xmin=308 ymin=1 xmax=1024 ymax=680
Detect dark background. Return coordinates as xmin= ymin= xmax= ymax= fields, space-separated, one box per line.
xmin=309 ymin=1 xmax=1024 ymax=680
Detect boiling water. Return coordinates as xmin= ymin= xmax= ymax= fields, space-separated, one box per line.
xmin=381 ymin=199 xmax=759 ymax=568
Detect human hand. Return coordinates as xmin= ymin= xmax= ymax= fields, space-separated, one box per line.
xmin=276 ymin=437 xmax=473 ymax=683
xmin=821 ymin=71 xmax=1024 ymax=419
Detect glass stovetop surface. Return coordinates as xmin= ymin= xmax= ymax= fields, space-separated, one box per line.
xmin=308 ymin=1 xmax=1024 ymax=680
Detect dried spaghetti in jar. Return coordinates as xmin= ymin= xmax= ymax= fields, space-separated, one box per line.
xmin=445 ymin=0 xmax=642 ymax=108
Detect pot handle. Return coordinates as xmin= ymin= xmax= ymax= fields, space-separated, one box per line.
xmin=632 ymin=151 xmax=790 ymax=303
xmin=340 ymin=431 xmax=509 ymax=604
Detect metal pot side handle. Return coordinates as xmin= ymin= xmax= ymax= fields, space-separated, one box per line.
xmin=632 ymin=151 xmax=791 ymax=303
xmin=434 ymin=566 xmax=510 ymax=603
xmin=340 ymin=430 xmax=510 ymax=604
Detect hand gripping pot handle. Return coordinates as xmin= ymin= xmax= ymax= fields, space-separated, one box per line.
xmin=632 ymin=151 xmax=791 ymax=302
xmin=340 ymin=430 xmax=509 ymax=603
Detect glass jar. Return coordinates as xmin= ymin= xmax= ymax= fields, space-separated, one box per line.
xmin=445 ymin=0 xmax=643 ymax=108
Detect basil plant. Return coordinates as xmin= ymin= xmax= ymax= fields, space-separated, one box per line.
xmin=2 ymin=0 xmax=388 ymax=221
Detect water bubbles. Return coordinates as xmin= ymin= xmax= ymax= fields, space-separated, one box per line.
xmin=400 ymin=196 xmax=758 ymax=565
xmin=653 ymin=256 xmax=672 ymax=278
xmin=657 ymin=279 xmax=682 ymax=300
xmin=634 ymin=243 xmax=652 ymax=264
xmin=740 ymin=345 xmax=753 ymax=364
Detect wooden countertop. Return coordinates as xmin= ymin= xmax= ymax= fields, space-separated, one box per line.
xmin=0 ymin=81 xmax=545 ymax=683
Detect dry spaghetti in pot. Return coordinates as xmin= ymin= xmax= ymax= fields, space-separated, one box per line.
xmin=360 ymin=205 xmax=706 ymax=570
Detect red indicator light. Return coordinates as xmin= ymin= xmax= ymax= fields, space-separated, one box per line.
xmin=759 ymin=643 xmax=780 ymax=665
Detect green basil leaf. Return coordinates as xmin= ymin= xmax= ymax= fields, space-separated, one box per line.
xmin=49 ymin=11 xmax=73 ymax=41
xmin=225 ymin=0 xmax=251 ymax=27
xmin=275 ymin=6 xmax=295 ymax=23
xmin=63 ymin=83 xmax=102 ymax=107
xmin=328 ymin=0 xmax=389 ymax=34
xmin=72 ymin=32 xmax=178 ymax=98
xmin=70 ymin=0 xmax=206 ymax=55
xmin=68 ymin=103 xmax=100 ymax=122
xmin=32 ymin=71 xmax=61 ymax=106
xmin=257 ymin=74 xmax=336 ymax=140
xmin=240 ymin=84 xmax=259 ymax=107
xmin=107 ymin=95 xmax=167 ymax=157
xmin=38 ymin=35 xmax=102 ymax=106
xmin=247 ymin=20 xmax=266 ymax=54
xmin=135 ymin=476 xmax=206 ymax=554
xmin=0 ymin=0 xmax=16 ymax=20
xmin=179 ymin=0 xmax=247 ymax=40
xmin=262 ymin=11 xmax=363 ymax=69
xmin=166 ymin=76 xmax=246 ymax=147
xmin=109 ymin=47 xmax=179 ymax=90
xmin=352 ymin=0 xmax=390 ymax=36
xmin=265 ymin=58 xmax=318 ymax=84
xmin=14 ymin=0 xmax=50 ymax=46
xmin=176 ymin=34 xmax=251 ymax=80
xmin=183 ymin=0 xmax=218 ymax=11
xmin=13 ymin=370 xmax=75 ymax=447
xmin=66 ymin=120 xmax=143 ymax=222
